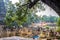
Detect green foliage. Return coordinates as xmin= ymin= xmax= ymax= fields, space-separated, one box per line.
xmin=4 ymin=0 xmax=45 ymax=27
xmin=26 ymin=13 xmax=40 ymax=24
xmin=57 ymin=17 xmax=60 ymax=26
xmin=46 ymin=26 xmax=49 ymax=29
xmin=56 ymin=27 xmax=60 ymax=32
xmin=5 ymin=2 xmax=28 ymax=26
xmin=41 ymin=15 xmax=58 ymax=22
xmin=56 ymin=17 xmax=60 ymax=32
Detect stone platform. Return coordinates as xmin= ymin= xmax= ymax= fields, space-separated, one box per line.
xmin=0 ymin=36 xmax=33 ymax=40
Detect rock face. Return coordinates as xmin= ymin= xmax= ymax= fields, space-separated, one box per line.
xmin=28 ymin=0 xmax=60 ymax=16
xmin=41 ymin=0 xmax=60 ymax=16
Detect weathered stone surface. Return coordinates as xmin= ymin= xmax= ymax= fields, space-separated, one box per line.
xmin=28 ymin=0 xmax=60 ymax=16
xmin=0 ymin=36 xmax=33 ymax=40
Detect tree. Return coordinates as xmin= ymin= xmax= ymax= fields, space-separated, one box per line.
xmin=4 ymin=0 xmax=45 ymax=27
xmin=4 ymin=2 xmax=28 ymax=27
xmin=56 ymin=17 xmax=60 ymax=32
xmin=26 ymin=13 xmax=40 ymax=24
xmin=41 ymin=15 xmax=58 ymax=23
xmin=57 ymin=17 xmax=60 ymax=27
xmin=4 ymin=1 xmax=15 ymax=26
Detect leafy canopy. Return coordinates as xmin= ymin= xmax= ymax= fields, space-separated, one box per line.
xmin=4 ymin=0 xmax=45 ymax=26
